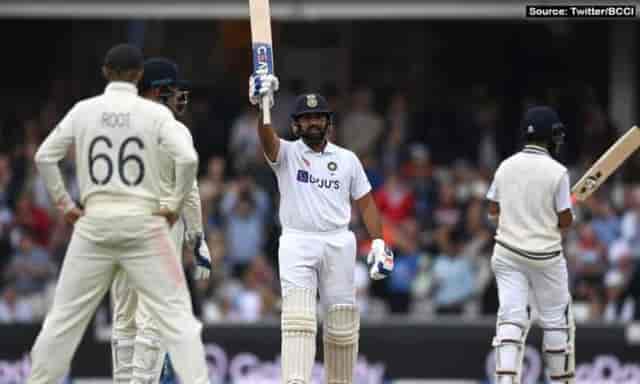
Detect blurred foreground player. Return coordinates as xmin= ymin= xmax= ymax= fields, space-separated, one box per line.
xmin=486 ymin=106 xmax=575 ymax=384
xmin=110 ymin=57 xmax=212 ymax=384
xmin=27 ymin=44 xmax=210 ymax=384
xmin=249 ymin=71 xmax=394 ymax=383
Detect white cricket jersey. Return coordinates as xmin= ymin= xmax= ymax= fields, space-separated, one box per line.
xmin=268 ymin=139 xmax=372 ymax=233
xmin=34 ymin=82 xmax=198 ymax=217
xmin=486 ymin=145 xmax=572 ymax=258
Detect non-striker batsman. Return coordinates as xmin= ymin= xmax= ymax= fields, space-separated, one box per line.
xmin=486 ymin=106 xmax=575 ymax=384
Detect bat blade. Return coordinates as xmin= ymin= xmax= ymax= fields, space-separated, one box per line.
xmin=249 ymin=0 xmax=274 ymax=124
xmin=571 ymin=126 xmax=640 ymax=201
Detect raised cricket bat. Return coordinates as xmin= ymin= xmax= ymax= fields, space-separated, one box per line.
xmin=249 ymin=0 xmax=274 ymax=125
xmin=572 ymin=126 xmax=640 ymax=201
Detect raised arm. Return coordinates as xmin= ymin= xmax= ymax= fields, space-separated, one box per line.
xmin=249 ymin=71 xmax=281 ymax=162
xmin=257 ymin=112 xmax=281 ymax=162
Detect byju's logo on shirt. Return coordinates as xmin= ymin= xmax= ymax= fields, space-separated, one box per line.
xmin=297 ymin=169 xmax=340 ymax=190
xmin=297 ymin=169 xmax=309 ymax=182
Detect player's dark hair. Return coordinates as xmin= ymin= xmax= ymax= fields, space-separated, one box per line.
xmin=102 ymin=43 xmax=144 ymax=83
xmin=104 ymin=43 xmax=144 ymax=72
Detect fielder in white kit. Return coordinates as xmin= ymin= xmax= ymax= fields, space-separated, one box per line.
xmin=27 ymin=44 xmax=210 ymax=384
xmin=486 ymin=106 xmax=575 ymax=384
xmin=249 ymin=72 xmax=394 ymax=384
xmin=110 ymin=57 xmax=212 ymax=384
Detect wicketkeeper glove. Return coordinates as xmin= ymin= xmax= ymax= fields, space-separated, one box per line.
xmin=367 ymin=238 xmax=394 ymax=280
xmin=187 ymin=232 xmax=212 ymax=280
xmin=249 ymin=69 xmax=279 ymax=109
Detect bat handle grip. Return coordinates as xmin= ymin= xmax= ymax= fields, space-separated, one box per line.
xmin=261 ymin=96 xmax=271 ymax=125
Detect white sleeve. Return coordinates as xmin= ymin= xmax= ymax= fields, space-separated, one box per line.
xmin=555 ymin=172 xmax=572 ymax=212
xmin=265 ymin=139 xmax=292 ymax=170
xmin=350 ymin=153 xmax=372 ymax=200
xmin=183 ymin=179 xmax=203 ymax=241
xmin=486 ymin=179 xmax=498 ymax=202
xmin=158 ymin=119 xmax=199 ymax=213
xmin=177 ymin=126 xmax=204 ymax=239
xmin=34 ymin=105 xmax=76 ymax=212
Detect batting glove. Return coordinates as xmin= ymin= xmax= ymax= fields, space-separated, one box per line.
xmin=367 ymin=238 xmax=394 ymax=280
xmin=249 ymin=71 xmax=279 ymax=108
xmin=187 ymin=232 xmax=212 ymax=280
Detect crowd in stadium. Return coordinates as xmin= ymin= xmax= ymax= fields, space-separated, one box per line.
xmin=0 ymin=76 xmax=639 ymax=325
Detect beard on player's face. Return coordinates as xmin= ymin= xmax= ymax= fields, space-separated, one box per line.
xmin=297 ymin=114 xmax=329 ymax=146
xmin=300 ymin=124 xmax=327 ymax=145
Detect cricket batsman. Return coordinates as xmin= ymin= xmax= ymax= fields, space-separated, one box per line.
xmin=27 ymin=43 xmax=210 ymax=384
xmin=248 ymin=71 xmax=394 ymax=384
xmin=110 ymin=57 xmax=212 ymax=384
xmin=486 ymin=106 xmax=575 ymax=384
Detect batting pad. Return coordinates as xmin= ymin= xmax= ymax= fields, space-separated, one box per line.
xmin=543 ymin=305 xmax=575 ymax=384
xmin=281 ymin=288 xmax=317 ymax=384
xmin=111 ymin=337 xmax=134 ymax=383
xmin=323 ymin=304 xmax=360 ymax=384
xmin=493 ymin=321 xmax=530 ymax=384
xmin=133 ymin=334 xmax=165 ymax=383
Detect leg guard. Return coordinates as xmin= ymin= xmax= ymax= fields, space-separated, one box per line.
xmin=493 ymin=320 xmax=531 ymax=384
xmin=543 ymin=306 xmax=575 ymax=384
xmin=281 ymin=288 xmax=317 ymax=384
xmin=112 ymin=337 xmax=135 ymax=383
xmin=323 ymin=304 xmax=359 ymax=384
xmin=132 ymin=334 xmax=166 ymax=384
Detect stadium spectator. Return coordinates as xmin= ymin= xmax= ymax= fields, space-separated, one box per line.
xmin=229 ymin=106 xmax=261 ymax=170
xmin=430 ymin=229 xmax=476 ymax=315
xmin=3 ymin=228 xmax=55 ymax=296
xmin=0 ymin=283 xmax=34 ymax=323
xmin=220 ymin=168 xmax=270 ymax=276
xmin=569 ymin=223 xmax=608 ymax=301
xmin=603 ymin=269 xmax=636 ymax=322
xmin=338 ymin=87 xmax=384 ymax=158
xmin=588 ymin=196 xmax=621 ymax=247
xmin=374 ymin=168 xmax=415 ymax=225
xmin=11 ymin=194 xmax=52 ymax=247
xmin=386 ymin=219 xmax=422 ymax=314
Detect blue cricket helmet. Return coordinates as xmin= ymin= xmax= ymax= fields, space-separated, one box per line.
xmin=140 ymin=58 xmax=189 ymax=92
xmin=522 ymin=105 xmax=565 ymax=154
xmin=290 ymin=93 xmax=333 ymax=120
xmin=140 ymin=57 xmax=190 ymax=114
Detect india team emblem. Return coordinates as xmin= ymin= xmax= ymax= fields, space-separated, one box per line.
xmin=306 ymin=94 xmax=318 ymax=108
xmin=328 ymin=161 xmax=337 ymax=171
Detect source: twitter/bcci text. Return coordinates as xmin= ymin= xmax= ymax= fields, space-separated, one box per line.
xmin=526 ymin=5 xmax=636 ymax=18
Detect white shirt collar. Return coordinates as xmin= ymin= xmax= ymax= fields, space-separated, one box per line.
xmin=523 ymin=144 xmax=550 ymax=156
xmin=105 ymin=81 xmax=138 ymax=94
xmin=296 ymin=139 xmax=337 ymax=154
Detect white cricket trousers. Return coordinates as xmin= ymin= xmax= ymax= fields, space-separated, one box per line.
xmin=492 ymin=244 xmax=572 ymax=328
xmin=278 ymin=228 xmax=357 ymax=309
xmin=110 ymin=219 xmax=186 ymax=378
xmin=111 ymin=218 xmax=185 ymax=342
xmin=27 ymin=215 xmax=209 ymax=384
